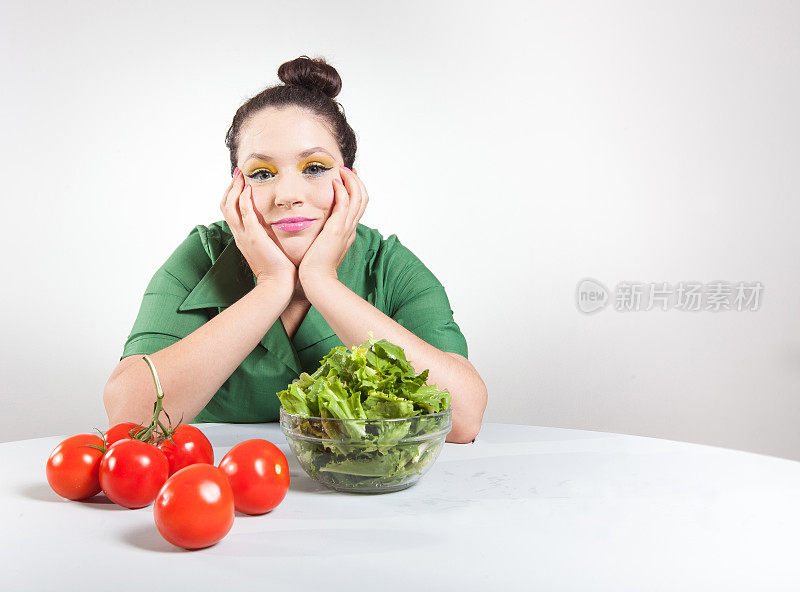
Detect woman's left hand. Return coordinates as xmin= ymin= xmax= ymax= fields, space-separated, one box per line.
xmin=298 ymin=166 xmax=369 ymax=284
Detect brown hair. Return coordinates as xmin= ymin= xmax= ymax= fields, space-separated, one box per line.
xmin=224 ymin=55 xmax=358 ymax=285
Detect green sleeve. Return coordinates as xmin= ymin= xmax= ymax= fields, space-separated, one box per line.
xmin=119 ymin=226 xmax=213 ymax=360
xmin=381 ymin=235 xmax=469 ymax=359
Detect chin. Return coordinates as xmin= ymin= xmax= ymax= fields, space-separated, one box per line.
xmin=277 ymin=236 xmax=311 ymax=255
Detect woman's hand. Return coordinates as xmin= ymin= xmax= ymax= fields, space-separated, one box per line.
xmin=298 ymin=166 xmax=369 ymax=285
xmin=220 ymin=167 xmax=297 ymax=290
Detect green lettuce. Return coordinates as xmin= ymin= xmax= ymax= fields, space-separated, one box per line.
xmin=276 ymin=332 xmax=451 ymax=490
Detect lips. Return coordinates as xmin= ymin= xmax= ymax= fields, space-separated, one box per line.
xmin=273 ymin=216 xmax=314 ymax=224
xmin=271 ymin=218 xmax=315 ymax=233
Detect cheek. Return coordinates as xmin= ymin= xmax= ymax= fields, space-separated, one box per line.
xmin=251 ymin=200 xmax=269 ymax=224
xmin=315 ymin=185 xmax=336 ymax=213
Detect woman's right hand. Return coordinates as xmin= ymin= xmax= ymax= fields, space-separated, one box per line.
xmin=220 ymin=167 xmax=297 ymax=291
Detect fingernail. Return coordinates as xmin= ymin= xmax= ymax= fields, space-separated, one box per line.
xmin=340 ymin=166 xmax=350 ymax=172
xmin=234 ymin=168 xmax=241 ymax=179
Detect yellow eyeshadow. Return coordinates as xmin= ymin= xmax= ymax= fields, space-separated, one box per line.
xmin=245 ymin=157 xmax=334 ymax=175
xmin=245 ymin=162 xmax=276 ymax=174
xmin=298 ymin=157 xmax=335 ymax=170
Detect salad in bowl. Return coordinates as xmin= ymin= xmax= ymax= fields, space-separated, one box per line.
xmin=277 ymin=333 xmax=451 ymax=493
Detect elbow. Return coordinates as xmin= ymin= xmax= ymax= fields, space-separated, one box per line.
xmin=446 ymin=404 xmax=484 ymax=442
xmin=446 ymin=396 xmax=486 ymax=444
xmin=446 ymin=376 xmax=487 ymax=444
xmin=446 ymin=422 xmax=481 ymax=444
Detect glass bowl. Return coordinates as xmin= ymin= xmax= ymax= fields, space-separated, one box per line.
xmin=279 ymin=406 xmax=451 ymax=494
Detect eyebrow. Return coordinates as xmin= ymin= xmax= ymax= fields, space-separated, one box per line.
xmin=244 ymin=147 xmax=334 ymax=163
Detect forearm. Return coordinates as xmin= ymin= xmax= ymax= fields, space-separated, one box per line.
xmin=303 ymin=277 xmax=487 ymax=443
xmin=104 ymin=280 xmax=293 ymax=427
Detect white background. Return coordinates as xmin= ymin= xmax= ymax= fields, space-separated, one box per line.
xmin=1 ymin=1 xmax=798 ymax=460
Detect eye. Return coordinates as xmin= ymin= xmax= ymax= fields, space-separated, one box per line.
xmin=248 ymin=169 xmax=274 ymax=181
xmin=304 ymin=162 xmax=331 ymax=175
xmin=247 ymin=162 xmax=331 ymax=181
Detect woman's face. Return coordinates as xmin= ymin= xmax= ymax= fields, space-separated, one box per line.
xmin=236 ymin=106 xmax=344 ymax=267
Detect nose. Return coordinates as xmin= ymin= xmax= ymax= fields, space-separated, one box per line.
xmin=273 ymin=174 xmax=305 ymax=209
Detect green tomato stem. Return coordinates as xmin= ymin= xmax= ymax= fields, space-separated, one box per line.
xmin=131 ymin=354 xmax=176 ymax=444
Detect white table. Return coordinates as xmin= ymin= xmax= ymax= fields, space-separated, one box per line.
xmin=2 ymin=422 xmax=800 ymax=591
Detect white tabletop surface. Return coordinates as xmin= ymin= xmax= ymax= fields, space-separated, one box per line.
xmin=2 ymin=421 xmax=800 ymax=591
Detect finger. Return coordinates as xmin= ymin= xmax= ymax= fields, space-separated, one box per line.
xmin=238 ymin=185 xmax=252 ymax=229
xmin=234 ymin=181 xmax=246 ymax=223
xmin=222 ymin=169 xmax=246 ymax=234
xmin=339 ymin=168 xmax=361 ymax=229
xmin=329 ymin=177 xmax=350 ymax=229
xmin=341 ymin=168 xmax=367 ymax=230
xmin=350 ymin=171 xmax=369 ymax=227
xmin=231 ymin=176 xmax=247 ymax=224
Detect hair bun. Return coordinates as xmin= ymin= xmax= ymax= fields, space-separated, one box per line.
xmin=278 ymin=55 xmax=342 ymax=99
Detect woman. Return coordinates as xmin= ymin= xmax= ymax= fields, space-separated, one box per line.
xmin=103 ymin=55 xmax=487 ymax=444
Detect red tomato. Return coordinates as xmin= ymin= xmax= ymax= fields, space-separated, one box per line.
xmin=104 ymin=422 xmax=149 ymax=447
xmin=158 ymin=424 xmax=214 ymax=476
xmin=99 ymin=439 xmax=169 ymax=508
xmin=154 ymin=464 xmax=235 ymax=549
xmin=218 ymin=439 xmax=289 ymax=515
xmin=45 ymin=433 xmax=105 ymax=500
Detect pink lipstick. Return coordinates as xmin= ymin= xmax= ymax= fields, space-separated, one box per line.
xmin=272 ymin=216 xmax=315 ymax=232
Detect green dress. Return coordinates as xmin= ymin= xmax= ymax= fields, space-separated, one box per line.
xmin=119 ymin=220 xmax=469 ymax=424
